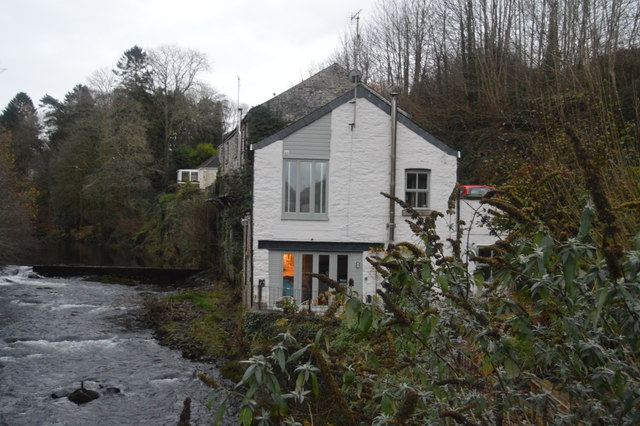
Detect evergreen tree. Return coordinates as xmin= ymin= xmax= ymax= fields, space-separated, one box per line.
xmin=0 ymin=130 xmax=37 ymax=263
xmin=1 ymin=92 xmax=42 ymax=173
xmin=113 ymin=45 xmax=154 ymax=102
xmin=83 ymin=93 xmax=153 ymax=240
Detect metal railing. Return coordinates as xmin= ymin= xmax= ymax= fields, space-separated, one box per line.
xmin=255 ymin=285 xmax=334 ymax=313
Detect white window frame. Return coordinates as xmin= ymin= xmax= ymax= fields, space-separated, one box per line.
xmin=177 ymin=169 xmax=199 ymax=184
xmin=405 ymin=169 xmax=430 ymax=209
xmin=282 ymin=159 xmax=328 ymax=220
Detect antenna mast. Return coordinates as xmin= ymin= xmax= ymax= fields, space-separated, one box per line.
xmin=350 ymin=10 xmax=362 ymax=76
xmin=237 ymin=76 xmax=241 ymax=122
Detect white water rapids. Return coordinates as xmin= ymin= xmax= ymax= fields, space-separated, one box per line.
xmin=0 ymin=266 xmax=235 ymax=425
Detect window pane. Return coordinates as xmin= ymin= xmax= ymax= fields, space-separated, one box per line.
xmin=318 ymin=255 xmax=329 ymax=294
xmin=337 ymin=255 xmax=348 ymax=284
xmin=191 ymin=172 xmax=198 ymax=182
xmin=283 ymin=253 xmax=294 ymax=297
xmin=302 ymin=254 xmax=313 ymax=302
xmin=418 ymin=172 xmax=428 ymax=189
xmin=407 ymin=172 xmax=417 ymax=189
xmin=181 ymin=171 xmax=189 ymax=182
xmin=285 ymin=161 xmax=296 ymax=213
xmin=417 ymin=192 xmax=428 ymax=208
xmin=299 ymin=162 xmax=311 ymax=213
xmin=314 ymin=162 xmax=326 ymax=213
xmin=405 ymin=191 xmax=416 ymax=207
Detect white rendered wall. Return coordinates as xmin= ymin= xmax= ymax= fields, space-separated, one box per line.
xmin=458 ymin=199 xmax=500 ymax=261
xmin=198 ymin=168 xmax=218 ymax=189
xmin=252 ymin=97 xmax=458 ymax=299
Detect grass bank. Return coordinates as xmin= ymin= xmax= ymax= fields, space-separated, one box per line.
xmin=142 ymin=278 xmax=244 ymax=373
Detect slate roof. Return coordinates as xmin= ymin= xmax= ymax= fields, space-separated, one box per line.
xmin=198 ymin=155 xmax=220 ymax=169
xmin=257 ymin=63 xmax=355 ymax=124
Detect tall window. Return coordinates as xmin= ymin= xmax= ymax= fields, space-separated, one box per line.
xmin=405 ymin=169 xmax=430 ymax=209
xmin=283 ymin=159 xmax=328 ymax=219
xmin=282 ymin=253 xmax=294 ymax=297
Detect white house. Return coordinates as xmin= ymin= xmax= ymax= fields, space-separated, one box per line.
xmin=249 ymin=84 xmax=460 ymax=309
xmin=176 ymin=156 xmax=219 ymax=189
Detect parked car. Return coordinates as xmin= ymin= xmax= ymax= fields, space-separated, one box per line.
xmin=459 ymin=185 xmax=497 ymax=199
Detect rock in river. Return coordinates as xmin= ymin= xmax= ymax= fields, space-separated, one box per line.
xmin=68 ymin=381 xmax=100 ymax=404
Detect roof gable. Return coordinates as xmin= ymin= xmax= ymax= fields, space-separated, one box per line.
xmin=251 ymin=84 xmax=458 ymax=157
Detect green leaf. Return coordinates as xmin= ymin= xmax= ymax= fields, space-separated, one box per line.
xmin=437 ymin=275 xmax=449 ymax=293
xmin=212 ymin=399 xmax=228 ymax=426
xmin=563 ymin=252 xmax=576 ymax=292
xmin=359 ymin=306 xmax=373 ymax=333
xmin=380 ymin=394 xmax=395 ymax=416
xmin=410 ymin=278 xmax=420 ymax=297
xmin=481 ymin=355 xmax=494 ymax=374
xmin=278 ymin=350 xmax=286 ymax=372
xmin=420 ymin=315 xmax=437 ymax=340
xmin=592 ymin=288 xmax=608 ymax=329
xmin=255 ymin=366 xmax=263 ymax=384
xmin=266 ymin=374 xmax=281 ymax=396
xmin=421 ymin=265 xmax=432 ymax=283
xmin=288 ymin=345 xmax=310 ymax=364
xmin=504 ymin=357 xmax=520 ymax=378
xmin=246 ymin=382 xmax=258 ymax=399
xmin=343 ymin=369 xmax=356 ymax=388
xmin=240 ymin=406 xmax=253 ymax=426
xmin=578 ymin=202 xmax=595 ymax=240
xmin=541 ymin=234 xmax=554 ymax=266
xmin=295 ymin=371 xmax=306 ymax=391
xmin=345 ymin=297 xmax=361 ymax=327
xmin=240 ymin=364 xmax=256 ymax=385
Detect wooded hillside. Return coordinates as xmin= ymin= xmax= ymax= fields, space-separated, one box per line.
xmin=0 ymin=45 xmax=229 ymax=266
xmin=331 ymin=0 xmax=640 ymax=240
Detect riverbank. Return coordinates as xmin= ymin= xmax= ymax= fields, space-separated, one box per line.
xmin=141 ymin=275 xmax=246 ymax=381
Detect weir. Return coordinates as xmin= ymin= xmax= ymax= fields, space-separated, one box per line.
xmin=32 ymin=265 xmax=203 ymax=285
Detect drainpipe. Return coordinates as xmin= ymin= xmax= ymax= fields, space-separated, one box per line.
xmin=456 ymin=151 xmax=462 ymax=244
xmin=388 ymin=90 xmax=400 ymax=245
xmin=237 ymin=108 xmax=243 ymax=168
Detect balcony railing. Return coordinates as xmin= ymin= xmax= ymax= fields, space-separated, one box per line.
xmin=254 ymin=285 xmax=335 ymax=313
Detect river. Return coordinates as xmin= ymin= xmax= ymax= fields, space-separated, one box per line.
xmin=0 ymin=266 xmax=235 ymax=425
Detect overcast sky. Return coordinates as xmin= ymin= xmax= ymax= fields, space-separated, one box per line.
xmin=1 ymin=0 xmax=373 ymax=112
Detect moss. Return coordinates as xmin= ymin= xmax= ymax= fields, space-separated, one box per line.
xmin=143 ymin=282 xmax=243 ymax=362
xmin=219 ymin=360 xmax=244 ymax=382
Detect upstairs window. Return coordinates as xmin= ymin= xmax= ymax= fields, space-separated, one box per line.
xmin=405 ymin=169 xmax=430 ymax=209
xmin=283 ymin=159 xmax=328 ymax=220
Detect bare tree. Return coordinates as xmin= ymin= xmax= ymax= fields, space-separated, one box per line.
xmin=88 ymin=67 xmax=118 ymax=98
xmin=148 ymin=45 xmax=210 ymax=186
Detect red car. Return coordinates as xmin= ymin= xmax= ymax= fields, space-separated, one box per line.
xmin=459 ymin=185 xmax=497 ymax=199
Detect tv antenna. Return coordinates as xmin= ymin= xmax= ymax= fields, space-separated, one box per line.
xmin=350 ymin=10 xmax=363 ymax=80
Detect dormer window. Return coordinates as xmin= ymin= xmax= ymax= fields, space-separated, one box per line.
xmin=283 ymin=159 xmax=328 ymax=220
